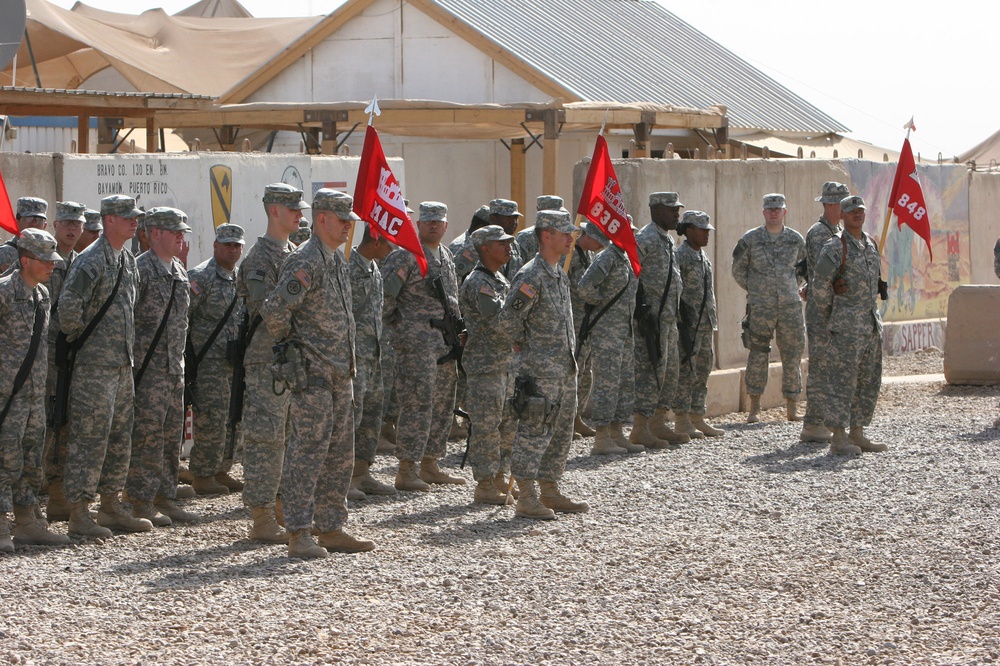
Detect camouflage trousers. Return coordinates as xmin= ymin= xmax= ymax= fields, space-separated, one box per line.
xmin=674 ymin=327 xmax=714 ymax=415
xmin=465 ymin=370 xmax=515 ymax=482
xmin=241 ymin=362 xmax=290 ymax=509
xmin=803 ymin=321 xmax=832 ymax=426
xmin=43 ymin=360 xmax=69 ymax=486
xmin=634 ymin=321 xmax=680 ymax=416
xmin=823 ymin=329 xmax=882 ymax=429
xmin=0 ymin=391 xmax=45 ymax=512
xmin=352 ymin=355 xmax=384 ymax=464
xmin=744 ymin=303 xmax=805 ymax=398
xmin=63 ymin=364 xmax=134 ymax=503
xmin=189 ymin=357 xmax=235 ymax=478
xmin=393 ymin=346 xmax=457 ymax=463
xmin=589 ymin=327 xmax=635 ymax=426
xmin=281 ymin=374 xmax=354 ymax=533
xmin=511 ymin=373 xmax=577 ymax=482
xmin=126 ymin=369 xmax=184 ymax=502
xmin=381 ymin=333 xmax=398 ymax=424
xmin=576 ymin=340 xmax=593 ymax=417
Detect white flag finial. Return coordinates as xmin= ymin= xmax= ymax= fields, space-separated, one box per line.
xmin=365 ymin=95 xmax=382 ymax=126
xmin=904 ymin=116 xmax=916 ymax=132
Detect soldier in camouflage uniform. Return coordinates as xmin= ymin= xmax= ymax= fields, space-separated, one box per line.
xmin=40 ymin=202 xmax=85 ymax=521
xmin=237 ymin=183 xmax=308 ymax=543
xmin=349 ymin=225 xmax=396 ymax=499
xmin=261 ymin=190 xmax=375 ymax=556
xmin=75 ymin=210 xmax=102 ymax=253
xmin=459 ymin=225 xmax=517 ymax=505
xmin=186 ymin=224 xmax=245 ymax=496
xmin=569 ymin=222 xmax=604 ymax=438
xmin=450 ymin=205 xmax=492 ymax=283
xmin=0 ymin=230 xmax=70 ymax=550
xmin=732 ymin=193 xmax=807 ymax=423
xmin=488 ymin=199 xmax=526 ymax=282
xmin=59 ymin=195 xmax=152 ymax=537
xmin=125 ymin=208 xmax=195 ymax=526
xmin=289 ymin=218 xmax=311 ymax=246
xmin=812 ymin=196 xmax=886 ymax=456
xmin=801 ymin=182 xmax=849 ymax=443
xmin=498 ymin=210 xmax=589 ymax=519
xmin=514 ymin=195 xmax=564 ymax=262
xmin=674 ymin=212 xmax=724 ymax=437
xmin=382 ymin=202 xmax=466 ymax=491
xmin=631 ymin=192 xmax=690 ymax=449
xmin=0 ymin=198 xmax=49 ymax=274
xmin=578 ymin=220 xmax=641 ymax=455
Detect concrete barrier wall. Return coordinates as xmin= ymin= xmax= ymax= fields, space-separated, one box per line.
xmin=969 ymin=171 xmax=1000 ymax=285
xmin=0 ymin=153 xmax=59 ymax=242
xmin=944 ymin=285 xmax=1000 ymax=384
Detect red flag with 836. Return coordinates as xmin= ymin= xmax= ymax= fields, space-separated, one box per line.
xmin=577 ymin=135 xmax=641 ymax=276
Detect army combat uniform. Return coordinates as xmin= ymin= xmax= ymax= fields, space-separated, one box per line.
xmin=349 ymin=246 xmax=385 ymax=469
xmin=674 ymin=236 xmax=718 ymax=417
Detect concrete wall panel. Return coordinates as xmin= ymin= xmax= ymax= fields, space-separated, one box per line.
xmin=969 ymin=171 xmax=1000 ymax=284
xmin=944 ymin=285 xmax=1000 ymax=384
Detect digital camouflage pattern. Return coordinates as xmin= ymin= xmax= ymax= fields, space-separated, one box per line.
xmin=674 ymin=241 xmax=717 ymax=415
xmin=350 ymin=250 xmax=384 ymax=464
xmin=568 ymin=244 xmax=594 ymax=410
xmin=803 ymin=215 xmax=841 ymax=426
xmin=450 ymin=234 xmax=479 ymax=283
xmin=43 ymin=248 xmax=76 ymax=486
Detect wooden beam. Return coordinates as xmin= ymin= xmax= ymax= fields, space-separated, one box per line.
xmin=146 ymin=117 xmax=158 ymax=153
xmin=542 ymin=109 xmax=560 ymax=196
xmin=77 ymin=116 xmax=89 ymax=154
xmin=322 ymin=119 xmax=337 ymax=154
xmin=510 ymin=138 xmax=526 ymax=231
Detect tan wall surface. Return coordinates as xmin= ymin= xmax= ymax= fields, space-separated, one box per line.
xmin=944 ymin=285 xmax=1000 ymax=384
xmin=969 ymin=171 xmax=1000 ymax=284
xmin=0 ymin=152 xmax=59 ymax=240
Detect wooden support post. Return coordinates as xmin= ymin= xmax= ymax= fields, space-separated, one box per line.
xmin=219 ymin=125 xmax=237 ymax=151
xmin=510 ymin=138 xmax=526 ymax=230
xmin=632 ymin=122 xmax=650 ymax=158
xmin=146 ymin=116 xmax=158 ymax=153
xmin=542 ymin=109 xmax=560 ymax=196
xmin=77 ymin=116 xmax=89 ymax=154
xmin=322 ymin=119 xmax=337 ymax=155
xmin=97 ymin=118 xmax=121 ymax=154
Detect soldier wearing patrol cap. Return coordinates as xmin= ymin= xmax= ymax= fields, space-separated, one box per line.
xmin=674 ymin=211 xmax=723 ymax=439
xmin=0 ymin=197 xmax=49 ymax=274
xmin=732 ymin=193 xmax=807 ymax=424
xmin=800 ymin=182 xmax=850 ymax=444
xmin=261 ymin=189 xmax=375 ymax=556
xmin=59 ymin=195 xmax=151 ymax=538
xmin=498 ymin=209 xmax=589 ymax=519
xmin=75 ymin=210 xmax=102 ymax=253
xmin=449 ymin=204 xmax=491 ymax=283
xmin=236 ymin=182 xmax=309 ymax=543
xmin=568 ymin=221 xmax=605 ymax=438
xmin=186 ymin=224 xmax=245 ymax=497
xmin=489 ymin=198 xmax=526 ymax=281
xmin=0 ymin=229 xmax=71 ymax=551
xmin=514 ymin=195 xmax=565 ymax=261
xmin=459 ymin=225 xmax=518 ymax=504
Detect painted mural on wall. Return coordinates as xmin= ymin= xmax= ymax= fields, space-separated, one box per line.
xmin=842 ymin=160 xmax=968 ymax=321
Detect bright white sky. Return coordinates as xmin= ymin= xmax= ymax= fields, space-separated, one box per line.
xmin=45 ymin=0 xmax=997 ymax=159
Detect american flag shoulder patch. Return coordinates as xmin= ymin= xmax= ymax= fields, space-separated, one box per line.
xmin=479 ymin=284 xmax=494 ymax=297
xmin=189 ymin=280 xmax=202 ymax=295
xmin=519 ymin=283 xmax=537 ymax=299
xmin=294 ymin=268 xmax=311 ymax=288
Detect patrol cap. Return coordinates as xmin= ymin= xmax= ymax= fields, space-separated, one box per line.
xmin=680 ymin=210 xmax=714 ymax=230
xmin=762 ymin=193 xmax=787 ymax=209
xmin=313 ymin=189 xmax=361 ymax=221
xmin=215 ymin=223 xmax=245 ymax=244
xmin=144 ymin=206 xmax=192 ymax=232
xmin=649 ymin=192 xmax=684 ymax=208
xmin=17 ymin=228 xmax=61 ymax=262
xmin=582 ymin=221 xmax=610 ymax=246
xmin=840 ymin=195 xmax=866 ymax=213
xmin=83 ymin=209 xmax=103 ymax=231
xmin=489 ymin=198 xmax=522 ymax=218
xmin=473 ymin=204 xmax=491 ymax=222
xmin=418 ymin=201 xmax=447 ymax=222
xmin=55 ymin=201 xmax=87 ymax=223
xmin=535 ymin=209 xmax=576 ymax=234
xmin=536 ymin=195 xmax=564 ymax=211
xmin=816 ymin=181 xmax=850 ymax=204
xmin=16 ymin=197 xmax=47 ymax=220
xmin=262 ymin=183 xmax=310 ymax=210
xmin=470 ymin=224 xmax=515 ymax=248
xmin=101 ymin=195 xmax=144 ymax=219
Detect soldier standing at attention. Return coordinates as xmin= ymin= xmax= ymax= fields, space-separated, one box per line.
xmin=499 ymin=210 xmax=589 ymax=519
xmin=237 ymin=183 xmax=309 ymax=543
xmin=673 ymin=212 xmax=724 ymax=438
xmin=451 ymin=205 xmax=492 ymax=283
xmin=0 ymin=197 xmax=49 ymax=274
xmin=812 ymin=196 xmax=886 ymax=456
xmin=0 ymin=230 xmax=70 ymax=550
xmin=732 ymin=193 xmax=807 ymax=423
xmin=800 ymin=182 xmax=849 ymax=444
xmin=489 ymin=199 xmax=526 ymax=281
xmin=261 ymin=190 xmax=375 ymax=556
xmin=568 ymin=222 xmax=604 ymax=439
xmin=59 ymin=195 xmax=151 ymax=538
xmin=514 ymin=195 xmax=564 ymax=261
xmin=186 ymin=224 xmax=245 ymax=495
xmin=75 ymin=210 xmax=102 ymax=253
xmin=382 ymin=202 xmax=465 ymax=491
xmin=348 ymin=225 xmax=396 ymax=499
xmin=460 ymin=225 xmax=518 ymax=505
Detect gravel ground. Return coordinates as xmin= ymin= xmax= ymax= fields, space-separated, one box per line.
xmin=3 ymin=353 xmax=998 ymax=666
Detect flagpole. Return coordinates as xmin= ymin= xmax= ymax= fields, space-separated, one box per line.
xmin=347 ymin=95 xmax=384 ymax=262
xmin=563 ymin=114 xmax=609 ymax=273
xmin=879 ymin=121 xmax=913 ymax=255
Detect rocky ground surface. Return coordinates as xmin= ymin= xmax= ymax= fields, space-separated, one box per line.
xmin=4 ymin=351 xmax=999 ymax=665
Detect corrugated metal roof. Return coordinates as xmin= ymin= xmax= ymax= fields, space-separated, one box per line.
xmin=432 ymin=0 xmax=848 ymax=134
xmin=0 ymin=86 xmax=214 ymax=100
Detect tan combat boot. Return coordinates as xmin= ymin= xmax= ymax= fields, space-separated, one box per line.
xmin=573 ymin=415 xmax=596 ymax=437
xmin=474 ymin=478 xmax=507 ymax=505
xmin=12 ymin=504 xmax=70 ymax=546
xmin=786 ymin=398 xmax=803 ymax=422
xmin=850 ymin=426 xmax=887 ymax=453
xmin=97 ymin=493 xmax=153 ymax=533
xmin=175 ymin=485 xmax=197 ymax=500
xmin=192 ymin=475 xmax=229 ymax=496
xmin=829 ymin=427 xmax=862 ymax=455
xmin=68 ymin=500 xmax=112 ymax=538
xmin=800 ymin=423 xmax=833 ymax=443
xmin=648 ymin=408 xmax=691 ymax=444
xmin=214 ymin=472 xmax=244 ymax=492
xmin=177 ymin=464 xmax=195 ymax=486
xmin=538 ymin=481 xmax=589 ymax=513
xmin=419 ymin=457 xmax=467 ymax=485
xmin=250 ymin=506 xmax=288 ymax=543
xmin=288 ymin=529 xmax=328 ymax=559
xmin=352 ymin=459 xmax=397 ymax=496
xmin=348 ymin=486 xmax=366 ymax=501
xmin=274 ymin=497 xmax=285 ymax=527
xmin=155 ymin=496 xmax=201 ymax=523
xmin=691 ymin=414 xmax=725 ymax=437
xmin=46 ymin=480 xmax=72 ymax=522
xmin=590 ymin=425 xmax=627 ymax=455
xmin=630 ymin=413 xmax=669 ymax=450
xmin=316 ymin=528 xmax=375 ymax=553
xmin=674 ymin=413 xmax=705 ymax=439
xmin=514 ymin=479 xmax=556 ymax=520
xmin=493 ymin=471 xmax=518 ymax=499
xmin=131 ymin=500 xmax=172 ymax=527
xmin=612 ymin=422 xmax=645 ymax=453
xmin=394 ymin=461 xmax=431 ymax=492
xmin=377 ymin=422 xmax=396 ymax=454
xmin=0 ymin=514 xmax=13 ymax=553
xmin=747 ymin=395 xmax=762 ymax=423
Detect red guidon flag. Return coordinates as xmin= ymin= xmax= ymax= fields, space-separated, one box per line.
xmin=888 ymin=137 xmax=932 ymax=260
xmin=353 ymin=125 xmax=428 ymax=276
xmin=577 ymin=135 xmax=641 ymax=276
xmin=0 ymin=167 xmax=18 ymax=235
